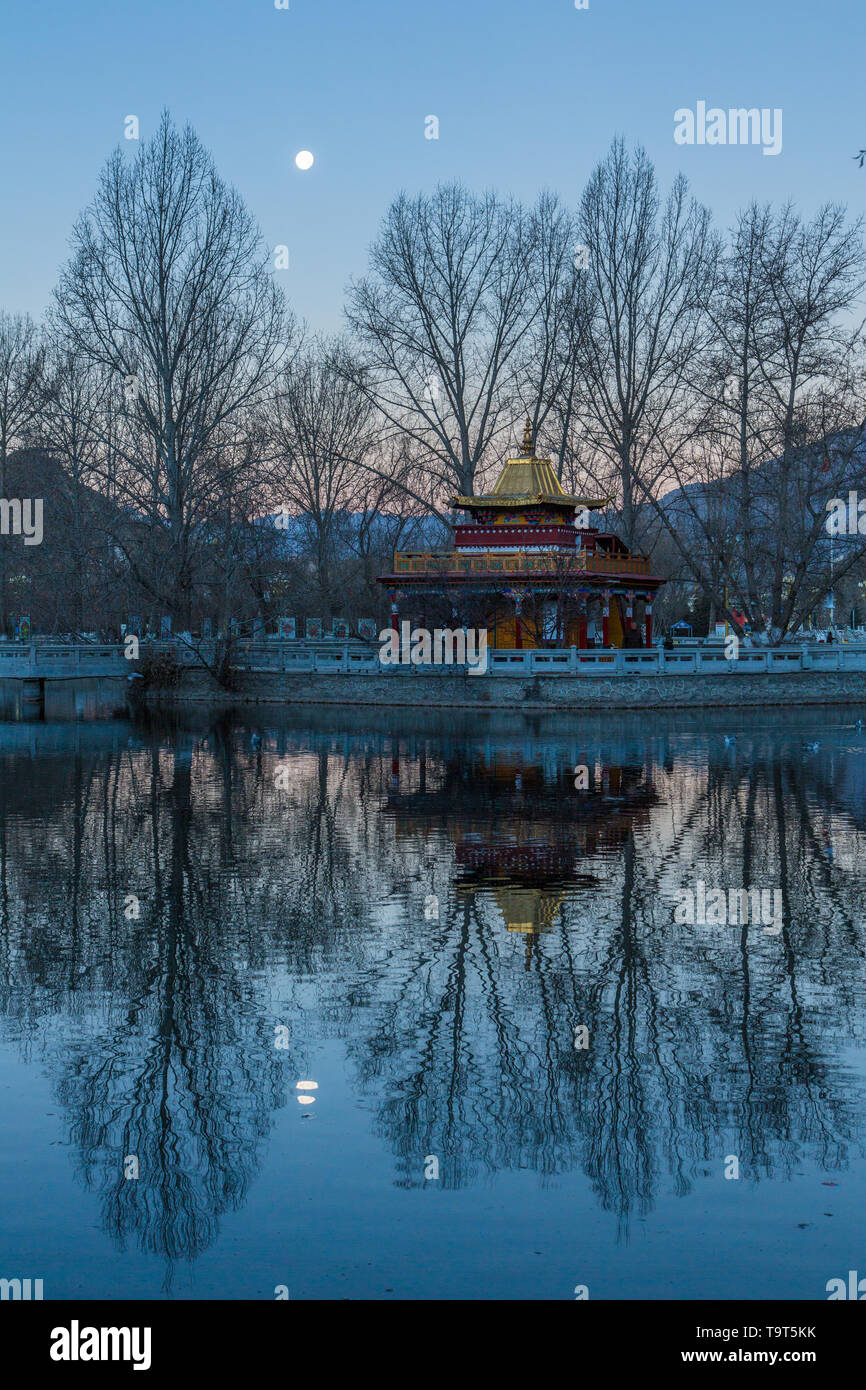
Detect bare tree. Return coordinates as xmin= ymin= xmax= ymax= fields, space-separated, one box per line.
xmin=267 ymin=337 xmax=376 ymax=612
xmin=0 ymin=311 xmax=45 ymax=632
xmin=53 ymin=111 xmax=286 ymax=628
xmin=752 ymin=203 xmax=866 ymax=634
xmin=538 ymin=262 xmax=598 ymax=491
xmin=576 ymin=140 xmax=718 ymax=550
xmin=345 ymin=184 xmax=547 ymax=504
xmin=516 ymin=191 xmax=592 ymax=462
xmin=650 ymin=202 xmax=866 ymax=639
xmin=341 ymin=434 xmax=439 ymax=621
xmin=38 ymin=332 xmax=115 ymax=631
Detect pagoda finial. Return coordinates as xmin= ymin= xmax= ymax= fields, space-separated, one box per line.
xmin=522 ymin=417 xmax=533 ymax=456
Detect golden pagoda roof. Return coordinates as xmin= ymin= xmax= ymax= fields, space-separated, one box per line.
xmin=451 ymin=419 xmax=609 ymax=511
xmin=493 ymin=454 xmax=566 ymax=499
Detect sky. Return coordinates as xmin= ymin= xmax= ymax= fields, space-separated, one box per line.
xmin=1 ymin=0 xmax=863 ymax=335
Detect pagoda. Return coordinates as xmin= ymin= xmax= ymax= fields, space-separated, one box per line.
xmin=378 ymin=421 xmax=664 ymax=648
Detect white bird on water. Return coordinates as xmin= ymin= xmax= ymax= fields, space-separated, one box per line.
xmin=724 ymin=735 xmax=736 ymax=746
xmin=804 ymin=741 xmax=820 ymax=753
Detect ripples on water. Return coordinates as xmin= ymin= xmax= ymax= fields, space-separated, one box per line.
xmin=0 ymin=698 xmax=865 ymax=1298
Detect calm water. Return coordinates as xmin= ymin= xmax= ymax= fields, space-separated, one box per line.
xmin=1 ymin=698 xmax=865 ymax=1300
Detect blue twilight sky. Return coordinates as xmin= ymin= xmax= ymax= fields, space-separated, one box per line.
xmin=1 ymin=0 xmax=863 ymax=334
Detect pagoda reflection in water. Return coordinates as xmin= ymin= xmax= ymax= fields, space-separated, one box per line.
xmin=385 ymin=748 xmax=657 ymax=965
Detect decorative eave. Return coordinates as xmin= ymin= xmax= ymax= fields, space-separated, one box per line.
xmin=377 ymin=567 xmax=665 ymax=589
xmin=451 ymin=492 xmax=607 ymax=511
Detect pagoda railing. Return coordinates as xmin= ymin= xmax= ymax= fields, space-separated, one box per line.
xmin=392 ymin=550 xmax=651 ymax=576
xmin=583 ymin=553 xmax=650 ymax=575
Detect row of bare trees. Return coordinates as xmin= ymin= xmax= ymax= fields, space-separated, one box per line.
xmin=1 ymin=112 xmax=865 ymax=641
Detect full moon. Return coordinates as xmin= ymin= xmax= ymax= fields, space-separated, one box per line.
xmin=295 ymin=150 xmax=314 ymax=171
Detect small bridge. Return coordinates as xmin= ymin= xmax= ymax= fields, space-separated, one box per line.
xmin=0 ymin=644 xmax=135 ymax=680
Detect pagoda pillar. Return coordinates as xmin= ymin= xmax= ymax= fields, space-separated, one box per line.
xmin=625 ymin=590 xmax=635 ymax=646
xmin=602 ymin=591 xmax=610 ymax=646
xmin=514 ymin=597 xmax=523 ymax=650
xmin=577 ymin=615 xmax=588 ymax=649
xmin=644 ymin=600 xmax=653 ymax=648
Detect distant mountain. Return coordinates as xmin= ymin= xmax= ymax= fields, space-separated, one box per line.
xmin=652 ymin=425 xmax=866 ymax=553
xmin=257 ymin=509 xmax=446 ymax=558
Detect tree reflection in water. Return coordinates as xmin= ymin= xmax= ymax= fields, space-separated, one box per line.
xmin=0 ymin=707 xmax=864 ymax=1269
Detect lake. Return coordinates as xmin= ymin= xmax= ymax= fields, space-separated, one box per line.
xmin=1 ymin=700 xmax=865 ymax=1300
